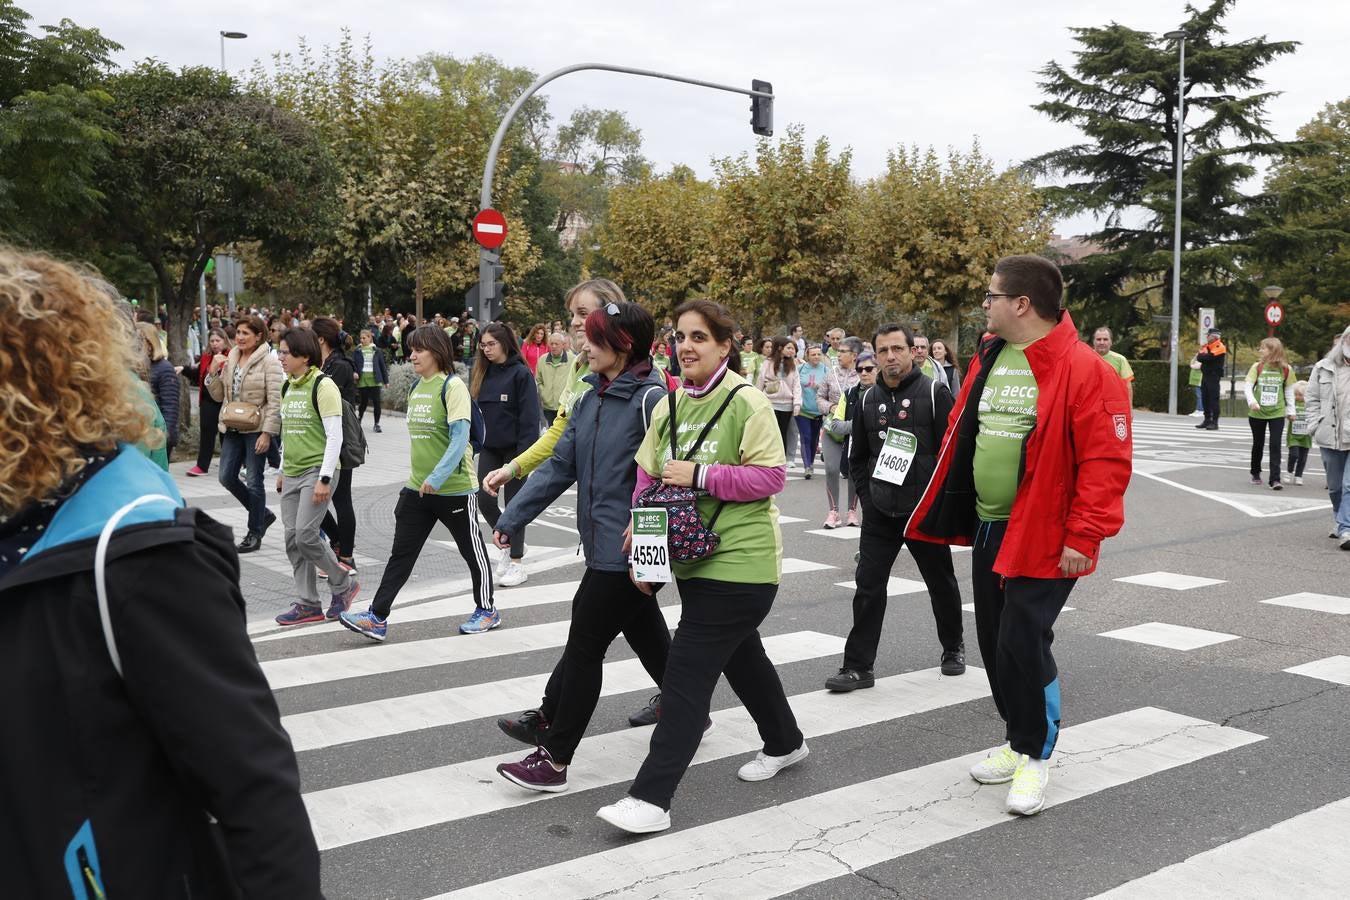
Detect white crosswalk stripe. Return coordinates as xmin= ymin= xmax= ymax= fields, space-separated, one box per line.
xmin=433 ymin=707 xmax=1264 ymax=899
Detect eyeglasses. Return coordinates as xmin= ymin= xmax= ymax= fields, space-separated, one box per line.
xmin=857 ymin=365 xmax=876 ymax=372
xmin=983 ymin=292 xmax=1022 ymax=303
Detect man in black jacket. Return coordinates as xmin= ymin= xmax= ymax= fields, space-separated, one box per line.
xmin=1195 ymin=327 xmax=1227 ymax=430
xmin=825 ymin=323 xmax=966 ymax=692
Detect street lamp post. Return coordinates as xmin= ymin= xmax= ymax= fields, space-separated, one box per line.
xmin=219 ymin=30 xmax=247 ymax=75
xmin=1165 ymin=29 xmax=1187 ymax=416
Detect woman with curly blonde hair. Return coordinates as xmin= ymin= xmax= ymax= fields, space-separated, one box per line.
xmin=0 ymin=248 xmax=321 ymax=897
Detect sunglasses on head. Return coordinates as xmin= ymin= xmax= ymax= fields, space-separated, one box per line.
xmin=605 ymin=302 xmax=621 ymax=316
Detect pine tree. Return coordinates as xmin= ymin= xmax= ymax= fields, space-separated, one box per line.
xmin=1026 ymin=0 xmax=1299 ymax=351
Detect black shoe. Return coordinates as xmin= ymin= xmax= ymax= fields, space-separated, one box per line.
xmin=237 ymin=532 xmax=262 ymax=554
xmin=825 ymin=668 xmax=875 ymax=692
xmin=941 ymin=646 xmax=967 ymax=676
xmin=1204 ymin=423 xmax=1219 ymax=430
xmin=1194 ymin=421 xmax=1208 ymax=429
xmin=374 ymin=424 xmax=383 ymax=433
xmin=628 ymin=694 xmax=661 ymax=727
xmin=497 ymin=709 xmax=549 ymax=746
xmin=261 ymin=509 xmax=277 ymax=537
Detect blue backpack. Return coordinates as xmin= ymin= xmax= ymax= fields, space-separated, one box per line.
xmin=436 ymin=376 xmax=487 ymax=453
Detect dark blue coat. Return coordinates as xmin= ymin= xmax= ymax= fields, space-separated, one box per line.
xmin=476 ymin=356 xmax=540 ymax=451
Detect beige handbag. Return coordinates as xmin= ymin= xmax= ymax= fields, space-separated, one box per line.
xmin=218 ymin=358 xmax=265 ymax=432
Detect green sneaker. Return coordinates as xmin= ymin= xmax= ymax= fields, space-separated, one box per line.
xmin=1006 ymin=757 xmax=1049 ymax=816
xmin=969 ymin=745 xmax=1020 ymax=784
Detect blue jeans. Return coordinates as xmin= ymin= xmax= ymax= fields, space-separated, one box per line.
xmin=1318 ymin=447 xmax=1350 ymax=535
xmin=1194 ymin=386 xmax=1204 ymax=413
xmin=795 ymin=414 xmax=823 ymax=470
xmin=219 ymin=430 xmax=269 ymax=535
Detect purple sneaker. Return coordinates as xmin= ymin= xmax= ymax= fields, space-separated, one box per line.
xmin=276 ymin=602 xmax=325 ymax=626
xmin=497 ymin=747 xmax=568 ymax=793
xmin=326 ymin=577 xmax=361 ymax=620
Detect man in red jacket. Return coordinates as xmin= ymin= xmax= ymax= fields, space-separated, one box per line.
xmin=907 ymin=254 xmax=1132 ymax=816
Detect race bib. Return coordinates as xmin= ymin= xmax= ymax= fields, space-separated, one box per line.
xmin=872 ymin=428 xmax=917 ymax=486
xmin=630 ymin=508 xmax=672 ymax=583
xmin=1259 ymin=384 xmax=1279 ymax=407
xmin=1292 ymin=415 xmax=1308 ymax=436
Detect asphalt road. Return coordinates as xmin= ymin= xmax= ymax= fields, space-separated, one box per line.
xmin=174 ymin=411 xmax=1350 ymax=898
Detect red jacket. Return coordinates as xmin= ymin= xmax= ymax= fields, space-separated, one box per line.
xmin=522 ymin=340 xmax=548 ymax=374
xmin=905 ymin=310 xmax=1132 ymax=578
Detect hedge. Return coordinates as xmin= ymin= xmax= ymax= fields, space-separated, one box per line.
xmin=1130 ymin=360 xmax=1197 ymax=414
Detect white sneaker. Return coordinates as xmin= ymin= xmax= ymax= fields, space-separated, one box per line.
xmin=1295 ymin=476 xmax=1304 ymax=485
xmin=736 ymin=743 xmax=809 ymax=782
xmin=596 ymin=796 xmax=670 ymax=834
xmin=499 ymin=561 xmax=528 ymax=587
xmin=969 ymin=744 xmax=1020 ymax=785
xmin=1188 ymin=410 xmax=1204 ymax=417
xmin=265 ymin=466 xmax=281 ymax=480
xmin=1006 ymin=756 xmax=1049 ymax=816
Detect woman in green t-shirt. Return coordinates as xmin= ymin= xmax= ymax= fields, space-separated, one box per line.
xmin=1244 ymin=337 xmax=1297 ymax=490
xmin=597 ymin=299 xmax=806 ymax=836
xmin=273 ymin=327 xmax=360 ymax=626
xmin=340 ymin=325 xmax=497 ymax=641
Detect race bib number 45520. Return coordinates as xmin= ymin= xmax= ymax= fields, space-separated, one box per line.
xmin=872 ymin=428 xmax=918 ymax=486
xmin=630 ymin=508 xmax=672 ymax=583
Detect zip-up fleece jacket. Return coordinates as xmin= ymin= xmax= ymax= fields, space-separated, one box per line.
xmin=351 ymin=345 xmax=389 ymax=386
xmin=850 ymin=368 xmax=953 ymax=519
xmin=496 ymin=364 xmax=667 ymax=572
xmin=906 ymin=310 xmax=1132 ymax=579
xmin=476 ymin=356 xmax=541 ymax=451
xmin=0 ymin=447 xmax=321 ymax=898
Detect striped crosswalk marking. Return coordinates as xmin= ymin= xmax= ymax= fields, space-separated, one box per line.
xmin=302 ymin=666 xmax=991 ymax=850
xmin=264 ymin=605 xmax=682 ymax=691
xmin=1088 ymin=795 xmax=1350 ymax=898
xmin=434 ymin=707 xmax=1263 ymax=899
xmin=283 ymin=631 xmax=845 ymax=752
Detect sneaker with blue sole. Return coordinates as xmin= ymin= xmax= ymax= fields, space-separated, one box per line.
xmin=326 ymin=577 xmax=361 ymax=620
xmin=460 ymin=607 xmax=501 ymax=634
xmin=339 ymin=607 xmax=387 ymax=642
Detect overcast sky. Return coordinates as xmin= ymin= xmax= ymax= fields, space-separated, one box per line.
xmin=46 ymin=0 xmax=1350 ymax=236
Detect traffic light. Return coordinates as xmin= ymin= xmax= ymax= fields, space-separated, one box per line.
xmin=750 ymin=79 xmax=773 ymax=137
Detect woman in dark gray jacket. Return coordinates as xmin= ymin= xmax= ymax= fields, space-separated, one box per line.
xmin=471 ymin=323 xmax=540 ymax=586
xmin=492 ymin=301 xmax=671 ymax=793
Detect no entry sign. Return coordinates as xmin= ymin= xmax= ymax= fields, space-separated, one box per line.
xmin=1265 ymin=302 xmax=1284 ymax=327
xmin=472 ymin=208 xmax=508 ymax=249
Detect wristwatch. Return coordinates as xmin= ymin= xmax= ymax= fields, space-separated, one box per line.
xmin=319 ymin=475 xmax=332 ymax=485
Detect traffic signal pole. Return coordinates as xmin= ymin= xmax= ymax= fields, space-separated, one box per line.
xmin=474 ymin=63 xmax=774 ymax=322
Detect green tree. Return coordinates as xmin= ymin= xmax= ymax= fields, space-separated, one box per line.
xmin=600 ymin=165 xmax=714 ymax=318
xmin=854 ymin=144 xmax=1051 ymax=354
xmin=94 ymin=63 xmax=336 ymax=362
xmin=1251 ymin=98 xmax=1350 ymax=358
xmin=1027 ymin=0 xmax=1299 ymax=351
xmin=0 ymin=1 xmax=121 ymax=247
xmin=705 ymin=126 xmax=854 ymax=334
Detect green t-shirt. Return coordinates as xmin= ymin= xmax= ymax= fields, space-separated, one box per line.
xmin=974 ymin=343 xmax=1038 ymax=522
xmin=1246 ymin=363 xmax=1295 ymax=419
xmin=356 ymin=347 xmax=379 ymax=388
xmin=406 ymin=373 xmax=477 ymax=494
xmin=1289 ymin=397 xmax=1313 ymax=447
xmin=1101 ymin=350 xmax=1134 ymax=382
xmin=280 ymin=368 xmax=342 ymax=476
xmin=635 ymin=370 xmax=785 ymax=584
xmin=653 ymin=354 xmax=671 ymax=371
xmin=742 ymin=351 xmax=762 ymax=383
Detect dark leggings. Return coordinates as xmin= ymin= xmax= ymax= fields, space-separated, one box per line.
xmin=542 ymin=570 xmax=670 ymax=765
xmin=774 ymin=409 xmax=793 ymax=457
xmin=1288 ymin=444 xmax=1310 ymax=477
xmin=1248 ymin=416 xmax=1285 ymax=485
xmin=477 ymin=446 xmax=525 ymax=559
xmin=318 ymin=466 xmax=356 ymax=558
xmin=358 ymin=386 xmax=382 ymax=425
xmin=196 ymin=397 xmax=221 ymax=471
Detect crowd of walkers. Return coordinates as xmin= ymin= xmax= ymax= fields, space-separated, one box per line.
xmin=15 ymin=238 xmax=1350 ymax=894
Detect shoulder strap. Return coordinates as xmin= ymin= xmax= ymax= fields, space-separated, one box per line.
xmin=310 ymin=372 xmax=328 ymax=416
xmin=96 ymin=495 xmax=181 ymax=678
xmin=666 ymin=389 xmax=679 ymax=459
xmin=440 ymin=375 xmax=450 ymax=407
xmin=681 ymin=383 xmax=749 ymax=462
xmin=639 ymin=384 xmax=665 ymax=432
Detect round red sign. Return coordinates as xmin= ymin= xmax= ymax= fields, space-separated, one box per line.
xmin=1264 ymin=302 xmax=1284 ymax=326
xmin=472 ymin=208 xmax=508 ymax=250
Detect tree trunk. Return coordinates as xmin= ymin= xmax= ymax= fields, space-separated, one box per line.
xmin=415 ymin=258 xmax=425 ymax=322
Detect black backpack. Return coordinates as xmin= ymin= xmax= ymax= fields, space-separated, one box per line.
xmin=282 ymin=373 xmax=367 ymax=468
xmin=436 ymin=376 xmax=487 ymax=454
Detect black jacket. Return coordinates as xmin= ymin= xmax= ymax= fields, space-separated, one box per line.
xmin=848 ymin=367 xmax=953 ymax=519
xmin=0 ymin=447 xmax=322 ymax=899
xmin=321 ymin=350 xmax=357 ymax=405
xmin=476 ymin=356 xmax=540 ymax=450
xmin=148 ymin=358 xmax=181 ymax=447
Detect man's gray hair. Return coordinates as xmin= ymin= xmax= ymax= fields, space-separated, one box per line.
xmin=841 ymin=336 xmax=864 ymax=356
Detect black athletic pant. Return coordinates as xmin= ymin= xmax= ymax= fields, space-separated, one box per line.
xmin=196 ymin=396 xmax=221 ymax=471
xmin=629 ymin=578 xmax=802 ymax=811
xmin=538 ymin=588 xmax=671 ymax=722
xmin=477 ymin=446 xmax=526 ymax=560
xmin=358 ymin=386 xmax=382 ymax=425
xmin=971 ymin=520 xmax=1075 ymax=760
xmin=842 ymin=502 xmax=964 ymax=672
xmin=1248 ymin=416 xmax=1286 ymax=485
xmin=541 ymin=570 xmax=670 ymax=765
xmin=319 ymin=466 xmax=356 ymax=559
xmin=1201 ymin=375 xmax=1221 ymax=426
xmin=1288 ymin=444 xmax=1310 ymax=477
xmin=774 ymin=409 xmax=793 ymax=458
xmin=371 ymin=488 xmax=493 ymax=618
